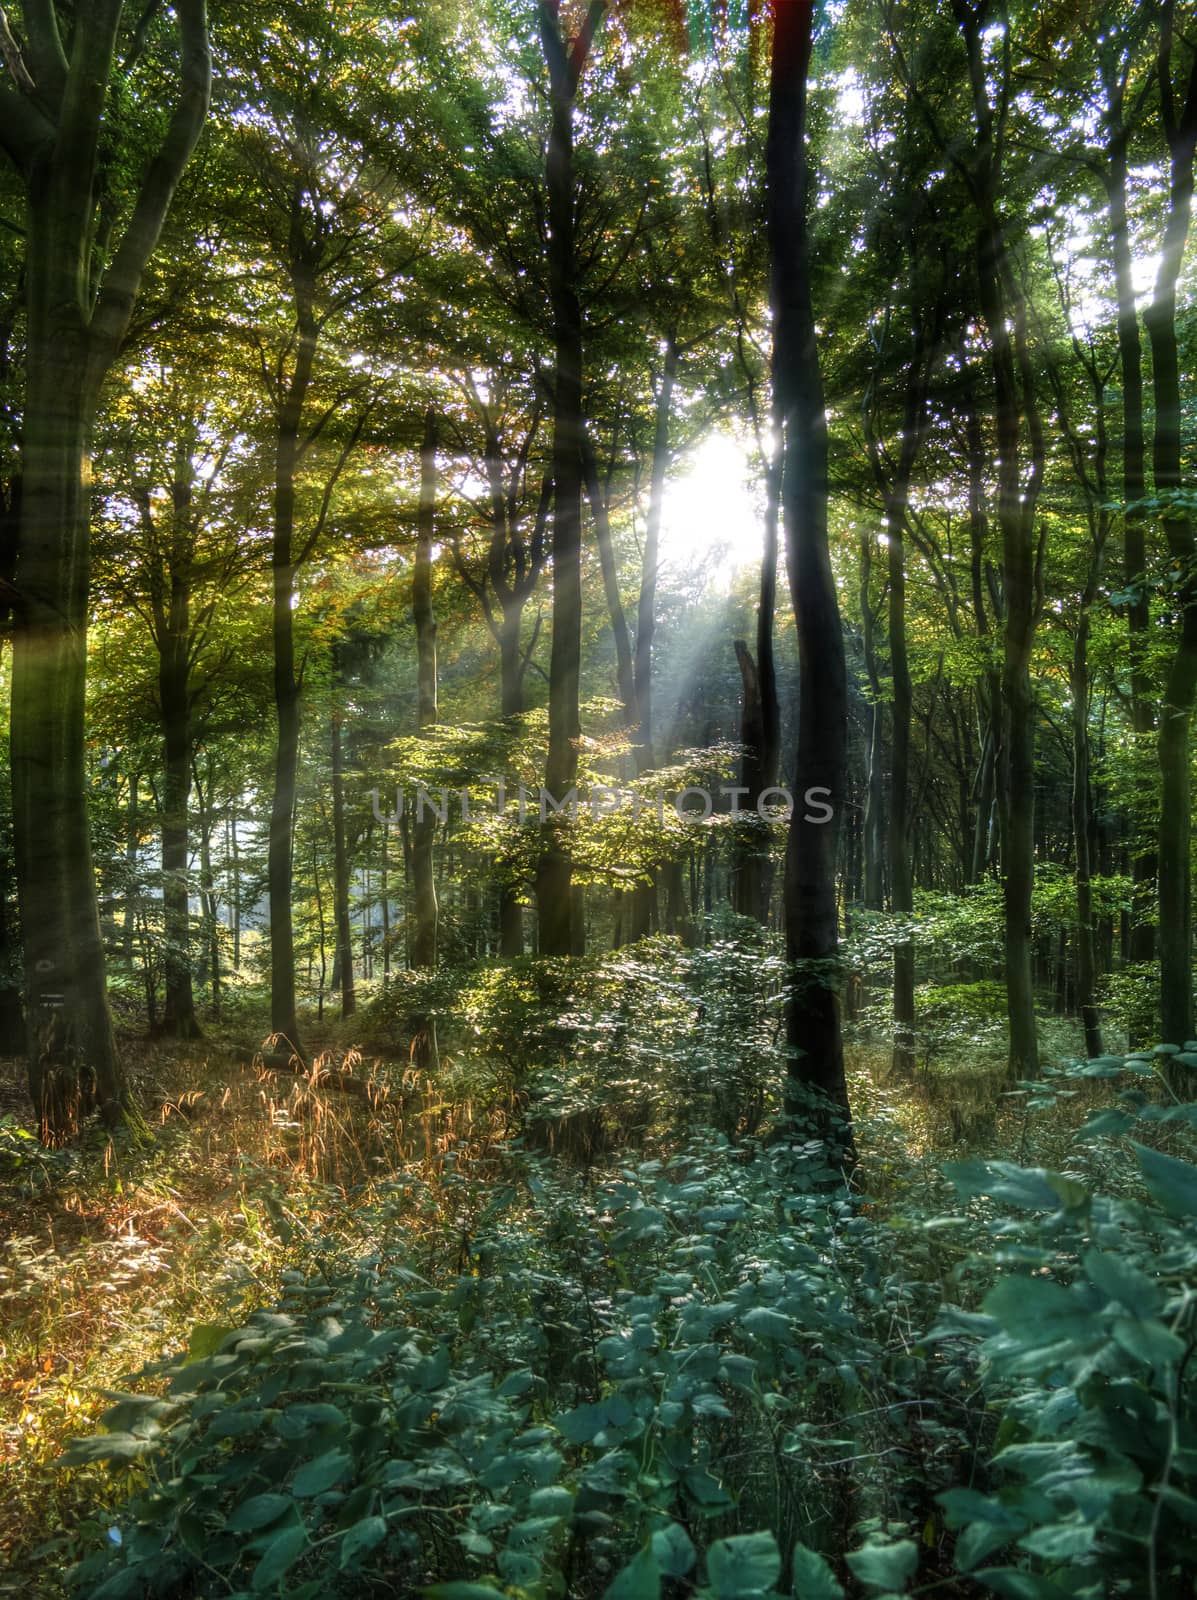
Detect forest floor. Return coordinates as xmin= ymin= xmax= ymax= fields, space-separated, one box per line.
xmin=0 ymin=1018 xmax=1112 ymax=1597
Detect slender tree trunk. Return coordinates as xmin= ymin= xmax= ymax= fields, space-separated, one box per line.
xmin=1105 ymin=82 xmax=1156 ymax=971
xmin=331 ymin=707 xmax=356 ymax=1016
xmin=769 ymin=0 xmax=852 ymax=1146
xmin=194 ymin=765 xmax=220 ymax=1019
xmin=312 ymin=839 xmax=327 ymax=1023
xmin=123 ymin=774 xmax=140 ymax=972
xmin=362 ymin=827 xmax=373 ymax=981
xmin=1071 ymin=611 xmax=1103 ymax=1057
xmin=584 ymin=432 xmax=636 ymax=728
xmin=412 ymin=406 xmax=439 ymax=971
xmin=867 ymin=316 xmax=930 ymax=1079
xmin=732 ymin=461 xmax=782 ymax=927
xmin=1146 ymin=24 xmax=1197 ymax=1048
xmin=536 ymin=1 xmax=605 ymax=958
xmin=634 ymin=335 xmax=677 ymax=770
xmin=158 ymin=614 xmax=200 ymax=1038
xmin=381 ymin=822 xmax=391 ymax=979
xmin=267 ymin=274 xmax=315 ymax=1057
xmin=951 ymin=0 xmax=1045 ymax=1077
xmin=0 ymin=472 xmax=22 ymax=1051
xmin=230 ymin=800 xmax=242 ymax=972
xmin=964 ymin=389 xmax=999 ymax=887
xmin=887 ymin=500 xmax=915 ymax=1076
xmin=733 ymin=639 xmax=767 ymax=921
xmin=626 ymin=339 xmax=679 ymax=940
xmin=497 ymin=602 xmax=528 ymax=957
xmin=858 ymin=530 xmax=885 ymax=908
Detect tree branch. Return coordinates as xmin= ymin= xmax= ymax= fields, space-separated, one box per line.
xmin=21 ymin=0 xmax=67 ymax=109
xmin=0 ymin=8 xmax=33 ymax=94
xmin=88 ymin=0 xmax=211 ymax=383
xmin=0 ymin=78 xmax=49 ymax=175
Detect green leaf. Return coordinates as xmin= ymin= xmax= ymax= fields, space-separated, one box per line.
xmin=954 ymin=1521 xmax=1014 ymax=1570
xmin=1132 ymin=1140 xmax=1197 ymax=1218
xmin=60 ymin=1433 xmax=151 ymax=1466
xmin=1082 ymin=1250 xmax=1162 ymax=1317
xmin=984 ymin=1276 xmax=1102 ymax=1351
xmin=944 ymin=1160 xmax=1084 ymax=1212
xmin=185 ymin=1323 xmax=234 ymax=1362
xmin=1017 ymin=1521 xmax=1096 ymax=1560
xmin=528 ymin=1486 xmax=573 ymax=1517
xmin=845 ymin=1537 xmax=918 ymax=1593
xmin=706 ymin=1532 xmax=781 ymax=1598
xmin=498 ymin=1369 xmax=536 ymax=1399
xmin=414 ymin=1344 xmax=451 ymax=1392
xmin=603 ymin=1542 xmax=660 ymax=1600
xmin=339 ymin=1515 xmax=387 ymax=1568
xmin=739 ymin=1307 xmax=792 ymax=1341
xmin=293 ymin=1447 xmax=352 ymax=1497
xmin=791 ymin=1541 xmax=844 ymax=1599
xmin=973 ymin=1569 xmax=1072 ymax=1599
xmin=422 ymin=1587 xmax=508 ymax=1600
xmin=251 ymin=1525 xmax=309 ymax=1592
xmin=558 ymin=1393 xmax=633 ymax=1444
xmin=651 ymin=1522 xmax=696 ymax=1579
xmin=1111 ymin=1315 xmax=1186 ymax=1367
xmin=226 ymin=1494 xmax=294 ymax=1533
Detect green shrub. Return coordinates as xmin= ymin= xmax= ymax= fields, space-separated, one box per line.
xmin=934 ymin=1062 xmax=1197 ymax=1595
xmin=63 ymin=1135 xmax=970 ymax=1598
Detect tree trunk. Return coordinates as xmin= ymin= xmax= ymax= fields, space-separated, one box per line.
xmin=381 ymin=822 xmax=391 ymax=979
xmin=1146 ymin=21 xmax=1197 ymax=1049
xmin=634 ymin=334 xmax=677 ymax=769
xmin=267 ymin=276 xmax=315 ymax=1057
xmin=866 ymin=310 xmax=930 ymax=1079
xmin=536 ymin=1 xmax=605 ymax=958
xmin=951 ymin=0 xmax=1045 ymax=1078
xmin=412 ymin=406 xmax=439 ymax=971
xmin=858 ymin=528 xmax=885 ymax=908
xmin=1105 ymin=74 xmax=1156 ymax=971
xmin=887 ymin=500 xmax=915 ymax=1077
xmin=964 ymin=387 xmax=1000 ymax=887
xmin=4 ymin=2 xmax=210 ymax=1138
xmin=584 ymin=431 xmax=636 ymax=728
xmin=0 ymin=474 xmax=22 ymax=1052
xmin=732 ymin=639 xmax=773 ymax=923
xmin=230 ymin=801 xmax=242 ymax=972
xmin=331 ymin=707 xmax=356 ymax=1015
xmin=769 ymin=0 xmax=852 ymax=1147
xmin=1071 ymin=610 xmax=1103 ymax=1057
xmin=626 ymin=337 xmax=678 ymax=940
xmin=312 ymin=839 xmax=327 ymax=1022
xmin=193 ymin=762 xmax=220 ymax=1019
xmin=158 ymin=611 xmax=200 ymax=1038
xmin=12 ymin=298 xmax=128 ymax=1139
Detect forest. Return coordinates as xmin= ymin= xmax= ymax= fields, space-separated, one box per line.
xmin=2 ymin=0 xmax=1197 ymax=1595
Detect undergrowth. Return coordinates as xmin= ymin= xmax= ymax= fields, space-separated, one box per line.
xmin=1 ymin=945 xmax=1195 ymax=1598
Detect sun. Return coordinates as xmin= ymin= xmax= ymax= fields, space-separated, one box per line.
xmin=658 ymin=430 xmax=763 ymax=589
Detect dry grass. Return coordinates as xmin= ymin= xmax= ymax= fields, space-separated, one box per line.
xmin=0 ymin=1034 xmax=511 ymax=1595
xmin=0 ymin=1020 xmax=1146 ymax=1597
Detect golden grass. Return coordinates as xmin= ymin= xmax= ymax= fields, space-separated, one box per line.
xmin=0 ymin=1034 xmax=510 ymax=1594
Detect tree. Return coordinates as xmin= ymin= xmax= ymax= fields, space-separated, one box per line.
xmin=768 ymin=0 xmax=852 ymax=1143
xmin=101 ymin=365 xmax=253 ymax=1040
xmin=1145 ymin=7 xmax=1197 ymax=1049
xmin=946 ymin=0 xmax=1047 ymax=1080
xmin=411 ymin=406 xmax=440 ymax=971
xmin=536 ymin=0 xmax=607 ymax=959
xmin=220 ymin=4 xmax=414 ymax=1051
xmin=0 ymin=0 xmax=210 ymax=1139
